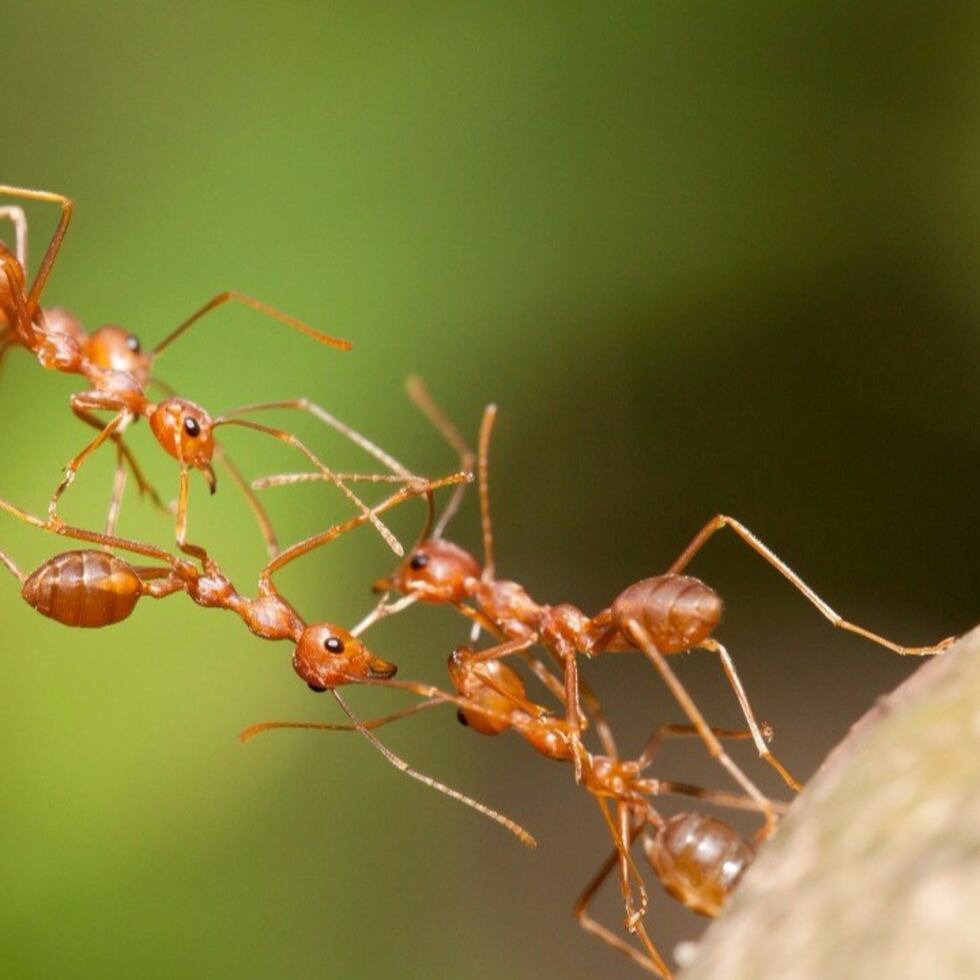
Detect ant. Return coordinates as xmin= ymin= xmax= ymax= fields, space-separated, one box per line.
xmin=264 ymin=379 xmax=955 ymax=830
xmin=0 ymin=471 xmax=537 ymax=846
xmin=242 ymin=623 xmax=780 ymax=979
xmin=0 ymin=184 xmax=420 ymax=560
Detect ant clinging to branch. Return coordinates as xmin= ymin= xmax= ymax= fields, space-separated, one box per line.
xmin=258 ymin=378 xmax=955 ymax=833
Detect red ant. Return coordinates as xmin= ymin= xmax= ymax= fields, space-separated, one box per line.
xmin=0 ymin=184 xmax=419 ymax=559
xmin=263 ymin=379 xmax=955 ymax=831
xmin=0 ymin=471 xmax=538 ymax=846
xmin=243 ymin=624 xmax=781 ymax=979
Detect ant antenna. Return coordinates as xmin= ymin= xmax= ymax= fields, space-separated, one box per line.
xmin=404 ymin=377 xmax=475 ymax=539
xmin=213 ymin=415 xmax=404 ymax=556
xmin=238 ymin=699 xmax=445 ymax=742
xmin=331 ymin=690 xmax=536 ymax=848
xmin=349 ymin=591 xmax=420 ymax=636
xmin=477 ymin=404 xmax=498 ymax=578
xmin=150 ymin=291 xmax=351 ymax=360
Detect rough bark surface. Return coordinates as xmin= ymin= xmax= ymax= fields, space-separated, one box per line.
xmin=679 ymin=625 xmax=980 ymax=980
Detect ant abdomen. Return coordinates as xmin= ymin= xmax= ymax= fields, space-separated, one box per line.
xmin=644 ymin=812 xmax=753 ymax=918
xmin=612 ymin=575 xmax=722 ymax=653
xmin=21 ymin=550 xmax=143 ymax=628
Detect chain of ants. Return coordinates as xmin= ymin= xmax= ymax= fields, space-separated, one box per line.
xmin=0 ymin=187 xmax=956 ymax=979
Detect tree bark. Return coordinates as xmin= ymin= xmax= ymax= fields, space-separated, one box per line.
xmin=679 ymin=625 xmax=980 ymax=980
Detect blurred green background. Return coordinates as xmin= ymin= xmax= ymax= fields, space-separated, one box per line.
xmin=1 ymin=3 xmax=977 ymax=978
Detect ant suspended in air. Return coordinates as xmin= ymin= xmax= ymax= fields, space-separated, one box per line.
xmin=0 ymin=471 xmax=536 ymax=847
xmin=243 ymin=619 xmax=781 ymax=979
xmin=0 ymin=184 xmax=421 ymax=560
xmin=260 ymin=379 xmax=955 ymax=832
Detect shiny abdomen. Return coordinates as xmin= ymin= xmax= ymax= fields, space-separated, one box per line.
xmin=612 ymin=574 xmax=722 ymax=653
xmin=21 ymin=550 xmax=143 ymax=628
xmin=646 ymin=812 xmax=753 ymax=918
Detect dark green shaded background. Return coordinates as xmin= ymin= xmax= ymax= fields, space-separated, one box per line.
xmin=2 ymin=4 xmax=977 ymax=978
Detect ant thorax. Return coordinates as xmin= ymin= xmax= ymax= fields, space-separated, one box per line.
xmin=87 ymin=365 xmax=145 ymax=408
xmin=84 ymin=325 xmax=149 ymax=384
xmin=35 ymin=328 xmax=84 ymax=373
xmin=472 ymin=578 xmax=542 ymax=639
xmin=539 ymin=602 xmax=593 ymax=654
xmin=241 ymin=593 xmax=304 ymax=642
xmin=587 ymin=755 xmax=643 ymax=797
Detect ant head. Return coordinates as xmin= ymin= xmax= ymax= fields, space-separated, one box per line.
xmin=86 ymin=325 xmax=151 ymax=386
xmin=294 ymin=623 xmax=398 ymax=691
xmin=149 ymin=397 xmax=217 ymax=490
xmin=376 ymin=539 xmax=480 ymax=604
xmin=447 ymin=648 xmax=524 ymax=735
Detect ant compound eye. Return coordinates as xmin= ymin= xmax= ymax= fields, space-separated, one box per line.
xmin=183 ymin=417 xmax=201 ymax=438
xmin=456 ymin=708 xmax=470 ymax=727
xmin=323 ymin=635 xmax=345 ymax=654
xmin=308 ymin=682 xmax=327 ymax=693
xmin=125 ymin=333 xmax=141 ymax=353
xmin=409 ymin=553 xmax=430 ymax=571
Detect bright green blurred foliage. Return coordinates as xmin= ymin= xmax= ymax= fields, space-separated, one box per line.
xmin=1 ymin=4 xmax=977 ymax=979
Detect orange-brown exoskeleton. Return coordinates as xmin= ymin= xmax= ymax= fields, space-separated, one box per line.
xmin=253 ymin=380 xmax=957 ymax=833
xmin=242 ymin=632 xmax=775 ymax=979
xmin=0 ymin=184 xmax=421 ymax=559
xmin=0 ymin=473 xmax=534 ymax=847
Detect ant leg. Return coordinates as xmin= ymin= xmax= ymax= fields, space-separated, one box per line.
xmin=627 ymin=620 xmax=780 ymax=837
xmin=634 ymin=723 xmax=789 ymax=813
xmin=404 ymin=376 xmax=476 ymax=539
xmin=253 ymin=471 xmax=414 ymax=491
xmin=211 ymin=439 xmax=278 ymax=558
xmin=637 ymin=722 xmax=757 ymax=770
xmin=238 ymin=698 xmax=446 ymax=742
xmin=217 ymin=399 xmax=414 ymax=478
xmin=476 ymin=404 xmax=498 ymax=577
xmin=570 ymin=673 xmax=618 ymax=758
xmin=70 ymin=402 xmax=170 ymax=517
xmin=259 ymin=473 xmax=468 ymax=589
xmin=0 ymin=185 xmax=73 ymax=311
xmin=573 ymin=826 xmax=672 ymax=978
xmin=0 ymin=494 xmax=184 ymax=568
xmin=213 ymin=415 xmax=404 ymax=556
xmin=1 ymin=253 xmax=34 ymax=345
xmin=518 ymin=651 xmax=571 ymax=707
xmin=150 ymin=290 xmax=351 ymax=359
xmin=174 ymin=467 xmax=212 ymax=566
xmin=0 ymin=205 xmax=28 ymax=268
xmin=0 ymin=547 xmax=24 ymax=583
xmin=649 ymin=779 xmax=789 ymax=816
xmin=331 ymin=690 xmax=536 ymax=848
xmin=49 ymin=412 xmax=130 ymax=523
xmin=131 ymin=565 xmax=188 ymax=600
xmin=455 ymin=638 xmax=567 ymax=721
xmin=592 ymin=799 xmax=673 ymax=976
xmin=669 ymin=514 xmax=954 ymax=655
xmin=104 ymin=448 xmax=128 ymax=537
xmin=699 ymin=638 xmax=802 ymax=792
